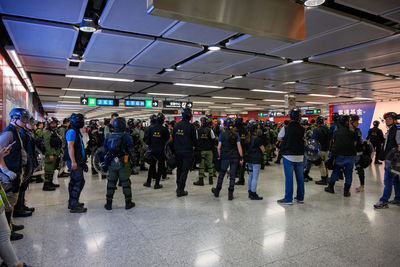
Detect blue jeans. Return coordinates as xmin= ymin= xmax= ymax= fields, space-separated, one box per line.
xmin=283 ymin=157 xmax=304 ymax=202
xmin=379 ymin=161 xmax=400 ymax=203
xmin=329 ymin=155 xmax=355 ymax=187
xmin=248 ymin=163 xmax=261 ymax=192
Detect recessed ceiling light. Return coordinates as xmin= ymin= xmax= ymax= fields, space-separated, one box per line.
xmin=263 ymin=99 xmax=285 ymax=102
xmin=304 ymin=0 xmax=325 ymax=7
xmin=291 ymin=60 xmax=303 ymax=64
xmin=211 ymin=96 xmax=244 ymax=100
xmin=61 ymin=88 xmax=115 ymax=93
xmin=270 ymin=104 xmax=285 ymax=107
xmin=208 ymin=46 xmax=221 ymax=51
xmin=282 ymin=81 xmax=296 ymax=85
xmin=353 ymin=97 xmax=374 ymax=100
xmin=147 ymin=93 xmax=188 ymax=97
xmin=173 ymin=83 xmax=223 ymax=89
xmin=60 ymin=96 xmax=80 ymax=99
xmin=327 ymin=86 xmax=338 ymax=88
xmin=165 ymin=68 xmax=175 ymax=72
xmin=251 ymin=89 xmax=286 ymax=94
xmin=65 ymin=75 xmax=134 ymax=82
xmin=79 ymin=17 xmax=97 ymax=32
xmin=193 ymin=101 xmax=214 ymax=104
xmin=308 ymin=94 xmax=335 ymax=98
xmin=349 ymin=69 xmax=362 ymax=73
xmin=232 ymin=75 xmax=243 ymax=79
xmin=212 ymin=106 xmax=229 ymax=109
xmin=232 ymin=103 xmax=256 ymax=106
xmin=58 ymin=101 xmax=80 ymax=104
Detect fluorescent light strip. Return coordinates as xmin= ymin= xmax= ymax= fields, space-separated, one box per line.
xmin=232 ymin=103 xmax=256 ymax=106
xmin=292 ymin=60 xmax=303 ymax=64
xmin=65 ymin=75 xmax=134 ymax=82
xmin=60 ymin=96 xmax=80 ymax=99
xmin=193 ymin=101 xmax=214 ymax=104
xmin=58 ymin=101 xmax=81 ymax=104
xmin=62 ymin=88 xmax=114 ymax=93
xmin=251 ymin=89 xmax=286 ymax=94
xmin=208 ymin=46 xmax=221 ymax=51
xmin=174 ymin=83 xmax=223 ymax=89
xmin=305 ymin=101 xmax=324 ymax=104
xmin=282 ymin=81 xmax=296 ymax=85
xmin=349 ymin=69 xmax=362 ymax=73
xmin=8 ymin=50 xmax=22 ymax=68
xmin=353 ymin=97 xmax=374 ymax=100
xmin=308 ymin=94 xmax=335 ymax=98
xmin=212 ymin=96 xmax=243 ymax=100
xmin=263 ymin=99 xmax=285 ymax=102
xmin=211 ymin=106 xmax=229 ymax=109
xmin=147 ymin=93 xmax=187 ymax=97
xmin=271 ymin=104 xmax=285 ymax=107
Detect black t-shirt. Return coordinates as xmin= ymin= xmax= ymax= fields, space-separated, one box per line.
xmin=219 ymin=130 xmax=240 ymax=160
xmin=248 ymin=135 xmax=263 ymax=164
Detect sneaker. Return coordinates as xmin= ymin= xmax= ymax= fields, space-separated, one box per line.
xmin=355 ymin=186 xmax=364 ymax=193
xmin=389 ymin=199 xmax=400 ymax=205
xmin=294 ymin=197 xmax=304 ymax=204
xmin=374 ymin=201 xmax=389 ymax=209
xmin=277 ymin=198 xmax=293 ymax=205
xmin=70 ymin=206 xmax=87 ymax=213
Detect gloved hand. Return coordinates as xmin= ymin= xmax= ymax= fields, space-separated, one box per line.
xmin=1 ymin=167 xmax=17 ymax=181
xmin=100 ymin=162 xmax=108 ymax=173
xmin=82 ymin=163 xmax=89 ymax=173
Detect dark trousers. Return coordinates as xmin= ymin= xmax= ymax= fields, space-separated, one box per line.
xmin=14 ymin=177 xmax=31 ymax=211
xmin=176 ymin=152 xmax=193 ymax=193
xmin=237 ymin=159 xmax=246 ymax=182
xmin=147 ymin=153 xmax=165 ymax=185
xmin=372 ymin=143 xmax=382 ymax=163
xmin=217 ymin=159 xmax=239 ymax=191
xmin=67 ymin=163 xmax=85 ymax=208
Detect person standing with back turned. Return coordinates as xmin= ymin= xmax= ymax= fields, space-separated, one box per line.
xmin=173 ymin=108 xmax=197 ymax=197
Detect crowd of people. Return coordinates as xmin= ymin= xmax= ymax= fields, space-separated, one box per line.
xmin=0 ymin=106 xmax=399 ymax=267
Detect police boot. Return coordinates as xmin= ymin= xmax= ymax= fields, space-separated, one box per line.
xmin=249 ymin=191 xmax=263 ymax=200
xmin=104 ymin=200 xmax=112 ymax=210
xmin=140 ymin=164 xmax=148 ymax=171
xmin=42 ymin=182 xmax=56 ymax=191
xmin=13 ymin=197 xmax=32 ymax=218
xmin=92 ymin=168 xmax=98 ymax=175
xmin=324 ymin=183 xmax=335 ymax=194
xmin=343 ymin=185 xmax=351 ymax=197
xmin=235 ymin=179 xmax=245 ymax=185
xmin=265 ymin=161 xmax=270 ymax=166
xmin=50 ymin=181 xmax=60 ymax=188
xmin=228 ymin=189 xmax=234 ymax=201
xmin=315 ymin=176 xmax=328 ymax=185
xmin=35 ymin=176 xmax=43 ymax=183
xmin=132 ymin=168 xmax=139 ymax=175
xmin=193 ymin=178 xmax=204 ymax=186
xmin=304 ymin=170 xmax=313 ymax=182
xmin=101 ymin=174 xmax=107 ymax=179
xmin=125 ymin=200 xmax=135 ymax=210
xmin=10 ymin=231 xmax=24 ymax=241
xmin=211 ymin=187 xmax=221 ymax=198
xmin=209 ymin=176 xmax=214 ymax=185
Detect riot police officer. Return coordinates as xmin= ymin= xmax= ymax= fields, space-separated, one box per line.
xmin=367 ymin=120 xmax=384 ymax=164
xmin=173 ymin=108 xmax=197 ymax=197
xmin=144 ymin=113 xmax=169 ymax=189
xmin=104 ymin=113 xmax=119 ymax=138
xmin=234 ymin=117 xmax=247 ymax=185
xmin=314 ymin=116 xmax=331 ymax=185
xmin=350 ymin=115 xmax=366 ymax=193
xmin=43 ymin=117 xmax=62 ymax=191
xmin=194 ymin=117 xmax=216 ymax=186
xmin=57 ymin=118 xmax=70 ymax=178
xmin=65 ymin=113 xmax=87 ymax=213
xmin=103 ymin=117 xmax=135 ymax=210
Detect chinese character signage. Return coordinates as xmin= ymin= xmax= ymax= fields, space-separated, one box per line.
xmin=163 ymin=101 xmax=193 ymax=109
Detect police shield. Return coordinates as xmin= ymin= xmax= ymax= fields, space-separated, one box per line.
xmin=92 ymin=146 xmax=107 ymax=175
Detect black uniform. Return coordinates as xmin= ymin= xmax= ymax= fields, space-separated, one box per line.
xmin=367 ymin=126 xmax=384 ymax=163
xmin=235 ymin=126 xmax=248 ymax=185
xmin=144 ymin=124 xmax=169 ymax=187
xmin=173 ymin=120 xmax=197 ymax=196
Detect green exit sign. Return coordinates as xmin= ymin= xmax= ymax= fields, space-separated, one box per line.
xmin=258 ymin=112 xmax=269 ymax=117
xmin=88 ymin=98 xmax=96 ymax=106
xmin=145 ymin=100 xmax=152 ymax=108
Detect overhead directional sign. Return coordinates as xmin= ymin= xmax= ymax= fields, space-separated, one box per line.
xmin=80 ymin=97 xmax=119 ymax=106
xmin=163 ymin=101 xmax=193 ymax=109
xmin=162 ymin=109 xmax=179 ymax=115
xmin=305 ymin=109 xmax=321 ymax=115
xmin=258 ymin=112 xmax=269 ymax=117
xmin=125 ymin=99 xmax=159 ymax=108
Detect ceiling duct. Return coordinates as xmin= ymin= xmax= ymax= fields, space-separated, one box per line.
xmin=147 ymin=0 xmax=305 ymax=43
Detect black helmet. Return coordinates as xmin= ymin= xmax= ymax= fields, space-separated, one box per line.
xmin=316 ymin=116 xmax=324 ymax=125
xmin=265 ymin=120 xmax=272 ymax=128
xmin=127 ymin=118 xmax=135 ymax=128
xmin=350 ymin=114 xmax=360 ymax=122
xmin=331 ymin=112 xmax=339 ymax=122
xmin=193 ymin=121 xmax=200 ymax=128
xmin=182 ymin=108 xmax=192 ymax=120
xmin=338 ymin=115 xmax=350 ymax=126
xmin=89 ymin=119 xmax=98 ymax=127
xmin=70 ymin=113 xmax=85 ymax=129
xmin=63 ymin=118 xmax=70 ymax=124
xmin=150 ymin=114 xmax=157 ymax=125
xmin=134 ymin=119 xmax=142 ymax=127
xmin=247 ymin=120 xmax=257 ymax=132
xmin=235 ymin=117 xmax=243 ymax=127
xmin=383 ymin=112 xmax=397 ymax=120
xmin=113 ymin=117 xmax=126 ymax=132
xmin=9 ymin=107 xmax=30 ymax=123
xmin=373 ymin=120 xmax=380 ymax=127
xmin=156 ymin=113 xmax=165 ymax=124
xmin=300 ymin=120 xmax=309 ymax=126
xmin=48 ymin=117 xmax=59 ymax=128
xmin=200 ymin=117 xmax=208 ymax=127
xmin=289 ymin=108 xmax=301 ymax=121
xmin=224 ymin=118 xmax=234 ymax=128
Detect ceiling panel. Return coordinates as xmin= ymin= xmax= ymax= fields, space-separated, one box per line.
xmin=344 ymin=79 xmax=400 ymax=90
xmin=26 ymin=66 xmax=67 ymax=75
xmin=79 ymin=61 xmax=122 ymax=73
xmin=336 ymin=0 xmax=400 ymax=15
xmin=69 ymin=79 xmax=114 ymax=89
xmin=118 ymin=65 xmax=160 ymax=76
xmin=270 ymin=22 xmax=393 ymax=59
xmin=368 ymin=62 xmax=400 ymax=76
xmin=191 ymin=73 xmax=230 ymax=83
xmin=162 ymin=21 xmax=236 ymax=45
xmin=83 ymin=30 xmax=154 ymax=64
xmin=225 ymin=34 xmax=288 ymax=54
xmin=304 ymin=72 xmax=390 ymax=86
xmin=177 ymin=50 xmax=252 ymax=73
xmin=383 ymin=9 xmax=400 ymax=23
xmin=2 ymin=16 xmax=78 ymax=58
xmin=203 ymin=88 xmax=287 ymax=100
xmin=129 ymin=39 xmax=202 ymax=68
xmin=309 ymin=34 xmax=400 ymax=69
xmin=248 ymin=62 xmax=344 ymax=81
xmin=38 ymin=96 xmax=62 ymax=102
xmin=36 ymin=87 xmax=64 ymax=96
xmin=31 ymin=74 xmax=71 ymax=87
xmin=222 ymin=77 xmax=270 ymax=88
xmin=156 ymin=70 xmax=200 ymax=80
xmin=20 ymin=55 xmax=68 ymax=70
xmin=0 ymin=0 xmax=87 ymax=24
xmin=213 ymin=55 xmax=284 ymax=76
xmin=142 ymin=83 xmax=217 ymax=96
xmin=99 ymin=0 xmax=176 ymax=36
xmin=109 ymin=81 xmax=156 ymax=92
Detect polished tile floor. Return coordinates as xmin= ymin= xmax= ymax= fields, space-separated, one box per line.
xmin=12 ymin=162 xmax=400 ymax=267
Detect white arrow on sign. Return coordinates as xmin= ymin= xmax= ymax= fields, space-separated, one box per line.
xmin=81 ymin=99 xmax=87 ymax=104
xmin=187 ymin=102 xmax=193 ymax=108
xmin=153 ymin=101 xmax=158 ymax=107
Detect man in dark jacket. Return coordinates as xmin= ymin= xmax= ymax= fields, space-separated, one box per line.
xmin=374 ymin=112 xmax=400 ymax=209
xmin=277 ymin=109 xmax=305 ymax=205
xmin=325 ymin=115 xmax=357 ymax=197
xmin=173 ymin=108 xmax=197 ymax=197
xmin=313 ymin=116 xmax=330 ymax=185
xmin=367 ymin=120 xmax=384 ymax=164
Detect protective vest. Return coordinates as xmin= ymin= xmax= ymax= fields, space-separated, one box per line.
xmin=197 ymin=126 xmax=213 ymax=151
xmin=145 ymin=124 xmax=169 ymax=154
xmin=367 ymin=127 xmax=383 ymax=145
xmin=315 ymin=126 xmax=330 ymax=151
xmin=174 ymin=120 xmax=196 ymax=154
xmin=107 ymin=132 xmax=127 ymax=158
xmin=50 ymin=130 xmax=62 ymax=149
xmin=64 ymin=127 xmax=85 ymax=163
xmin=382 ymin=124 xmax=399 ymax=160
xmin=2 ymin=124 xmax=22 ymax=174
xmin=220 ymin=130 xmax=239 ymax=160
xmin=280 ymin=121 xmax=305 ymax=156
xmin=331 ymin=126 xmax=356 ymax=156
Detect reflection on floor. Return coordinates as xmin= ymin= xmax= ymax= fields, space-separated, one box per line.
xmin=12 ymin=163 xmax=399 ymax=267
